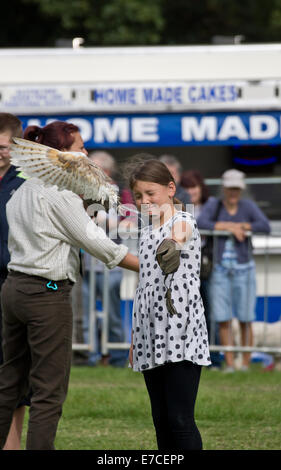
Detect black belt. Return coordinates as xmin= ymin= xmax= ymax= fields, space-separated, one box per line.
xmin=9 ymin=270 xmax=74 ymax=288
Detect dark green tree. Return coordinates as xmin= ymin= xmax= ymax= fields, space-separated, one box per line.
xmin=161 ymin=0 xmax=281 ymax=44
xmin=21 ymin=0 xmax=164 ymax=46
xmin=1 ymin=0 xmax=281 ymax=48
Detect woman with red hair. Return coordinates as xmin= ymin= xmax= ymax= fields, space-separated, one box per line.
xmin=23 ymin=120 xmax=87 ymax=154
xmin=0 ymin=121 xmax=139 ymax=450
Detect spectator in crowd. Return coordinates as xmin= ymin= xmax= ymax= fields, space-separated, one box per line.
xmin=0 ymin=121 xmax=139 ymax=450
xmin=82 ymin=150 xmax=128 ymax=367
xmin=197 ymin=169 xmax=271 ymax=372
xmin=181 ymin=169 xmax=209 ymax=217
xmin=159 ymin=154 xmax=190 ymax=209
xmin=181 ymin=169 xmax=221 ymax=369
xmin=0 ymin=112 xmax=30 ymax=450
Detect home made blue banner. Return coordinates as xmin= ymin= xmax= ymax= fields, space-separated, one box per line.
xmin=19 ymin=111 xmax=281 ymax=148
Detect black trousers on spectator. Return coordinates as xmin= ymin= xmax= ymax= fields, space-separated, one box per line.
xmin=0 ymin=271 xmax=73 ymax=450
xmin=143 ymin=360 xmax=202 ymax=450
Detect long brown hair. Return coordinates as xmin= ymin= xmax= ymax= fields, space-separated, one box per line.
xmin=127 ymin=155 xmax=185 ymax=210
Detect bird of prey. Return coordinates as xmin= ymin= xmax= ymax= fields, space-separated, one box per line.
xmin=10 ymin=137 xmax=119 ymax=211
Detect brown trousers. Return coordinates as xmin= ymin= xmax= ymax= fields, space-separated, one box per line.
xmin=0 ymin=271 xmax=73 ymax=450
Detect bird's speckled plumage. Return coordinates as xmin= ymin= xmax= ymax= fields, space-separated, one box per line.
xmin=10 ymin=137 xmax=119 ymax=210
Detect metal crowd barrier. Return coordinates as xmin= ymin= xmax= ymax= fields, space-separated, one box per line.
xmin=72 ymin=229 xmax=281 ymax=362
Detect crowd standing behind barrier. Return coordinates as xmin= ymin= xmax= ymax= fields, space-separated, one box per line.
xmin=73 ymin=168 xmax=281 ymax=372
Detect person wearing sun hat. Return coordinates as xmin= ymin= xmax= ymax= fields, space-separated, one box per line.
xmin=221 ymin=168 xmax=246 ymax=189
xmin=197 ymin=168 xmax=271 ymax=372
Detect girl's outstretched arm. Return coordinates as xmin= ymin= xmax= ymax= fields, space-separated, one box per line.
xmin=118 ymin=253 xmax=139 ymax=273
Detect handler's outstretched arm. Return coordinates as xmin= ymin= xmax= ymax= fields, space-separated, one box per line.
xmin=118 ymin=253 xmax=139 ymax=273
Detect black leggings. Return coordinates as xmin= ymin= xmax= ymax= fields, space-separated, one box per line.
xmin=143 ymin=360 xmax=202 ymax=450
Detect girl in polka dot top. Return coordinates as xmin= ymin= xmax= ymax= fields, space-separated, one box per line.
xmin=127 ymin=158 xmax=211 ymax=451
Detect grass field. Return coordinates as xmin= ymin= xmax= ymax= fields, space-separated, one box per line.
xmin=22 ymin=364 xmax=281 ymax=451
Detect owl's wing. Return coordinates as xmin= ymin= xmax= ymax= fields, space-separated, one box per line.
xmin=10 ymin=137 xmax=119 ymax=209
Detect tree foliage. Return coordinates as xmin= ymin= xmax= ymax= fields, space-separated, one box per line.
xmin=1 ymin=0 xmax=281 ymax=48
xmin=21 ymin=0 xmax=164 ymax=45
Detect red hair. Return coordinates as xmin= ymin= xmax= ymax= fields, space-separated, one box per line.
xmin=23 ymin=121 xmax=79 ymax=151
xmin=181 ymin=170 xmax=209 ymax=204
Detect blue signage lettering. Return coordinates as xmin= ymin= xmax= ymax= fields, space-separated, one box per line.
xmin=114 ymin=89 xmax=126 ymax=104
xmin=187 ymin=85 xmax=238 ymax=103
xmin=93 ymin=88 xmax=137 ymax=105
xmin=208 ymin=86 xmax=216 ymax=100
xmin=198 ymin=87 xmax=207 ymax=101
xmin=142 ymin=88 xmax=153 ymax=103
xmin=19 ymin=111 xmax=281 ymax=148
xmin=142 ymin=87 xmax=182 ymax=104
xmin=188 ymin=86 xmax=196 ymax=103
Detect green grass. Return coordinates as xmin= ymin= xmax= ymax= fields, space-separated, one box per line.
xmin=22 ymin=364 xmax=281 ymax=450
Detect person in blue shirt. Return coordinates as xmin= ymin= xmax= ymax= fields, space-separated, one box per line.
xmin=197 ymin=169 xmax=271 ymax=372
xmin=0 ymin=113 xmax=27 ymax=449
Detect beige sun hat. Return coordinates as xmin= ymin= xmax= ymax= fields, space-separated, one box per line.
xmin=222 ymin=169 xmax=246 ymax=189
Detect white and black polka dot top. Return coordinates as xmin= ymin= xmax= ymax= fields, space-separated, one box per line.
xmin=132 ymin=210 xmax=211 ymax=372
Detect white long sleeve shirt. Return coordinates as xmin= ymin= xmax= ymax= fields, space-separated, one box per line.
xmin=6 ymin=178 xmax=128 ymax=282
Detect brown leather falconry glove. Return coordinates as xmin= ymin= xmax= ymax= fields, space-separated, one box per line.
xmin=156 ymin=238 xmax=181 ymax=275
xmin=156 ymin=238 xmax=181 ymax=316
